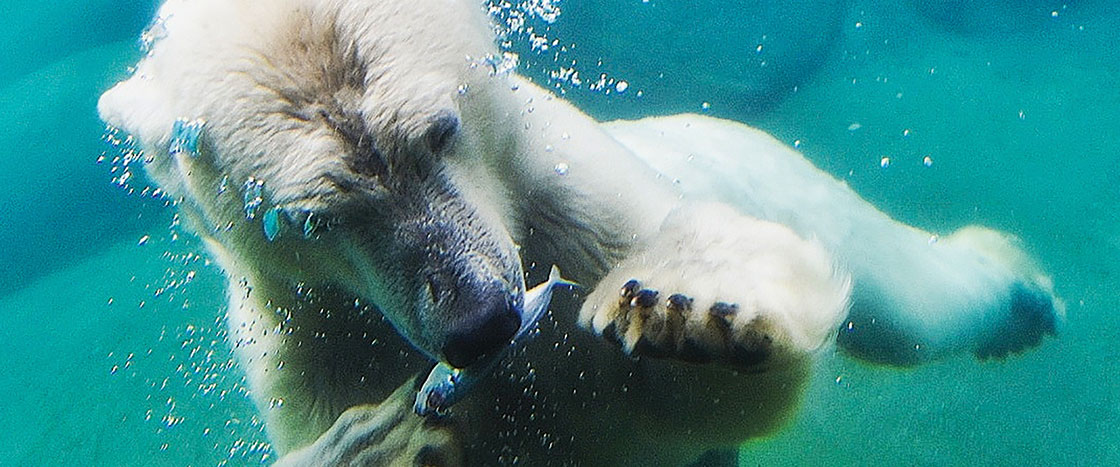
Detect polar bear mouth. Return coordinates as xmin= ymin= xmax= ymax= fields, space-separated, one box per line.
xmin=438 ymin=288 xmax=521 ymax=367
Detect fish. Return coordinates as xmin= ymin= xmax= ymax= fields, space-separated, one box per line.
xmin=414 ymin=265 xmax=578 ymax=417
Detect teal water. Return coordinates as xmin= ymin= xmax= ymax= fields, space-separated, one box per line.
xmin=2 ymin=1 xmax=1117 ymax=465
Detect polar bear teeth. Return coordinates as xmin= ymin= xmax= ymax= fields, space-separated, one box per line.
xmin=599 ymin=279 xmax=773 ymax=370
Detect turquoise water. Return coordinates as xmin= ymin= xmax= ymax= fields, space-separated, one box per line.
xmin=2 ymin=1 xmax=1117 ymax=464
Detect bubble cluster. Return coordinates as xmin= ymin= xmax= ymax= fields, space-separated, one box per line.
xmin=169 ymin=118 xmax=205 ymax=157
xmin=487 ymin=1 xmax=632 ymax=99
xmin=242 ymin=178 xmax=264 ymax=220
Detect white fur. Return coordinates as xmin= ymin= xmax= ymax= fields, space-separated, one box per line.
xmin=98 ymin=0 xmax=1060 ymax=463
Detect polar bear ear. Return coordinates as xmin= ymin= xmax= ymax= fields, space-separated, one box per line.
xmin=98 ymin=74 xmax=173 ymax=147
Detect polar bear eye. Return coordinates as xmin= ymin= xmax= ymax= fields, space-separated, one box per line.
xmin=425 ymin=110 xmax=460 ymax=154
xmin=319 ymin=109 xmax=389 ymax=178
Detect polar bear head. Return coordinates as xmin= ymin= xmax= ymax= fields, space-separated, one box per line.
xmin=99 ymin=0 xmax=530 ymax=367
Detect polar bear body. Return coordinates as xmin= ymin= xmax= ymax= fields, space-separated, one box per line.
xmin=99 ymin=0 xmax=1060 ymax=464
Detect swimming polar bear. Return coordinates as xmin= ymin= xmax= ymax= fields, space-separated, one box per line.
xmin=98 ymin=0 xmax=1061 ymax=464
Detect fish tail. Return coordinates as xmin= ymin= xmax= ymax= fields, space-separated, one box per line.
xmin=549 ymin=265 xmax=580 ymax=289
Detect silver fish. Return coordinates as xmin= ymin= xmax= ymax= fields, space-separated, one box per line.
xmin=414 ymin=265 xmax=577 ymax=417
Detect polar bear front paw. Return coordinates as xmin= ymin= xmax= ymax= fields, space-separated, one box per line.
xmin=578 ymin=203 xmax=851 ymax=371
xmin=592 ymin=278 xmax=779 ymax=369
xmin=274 ymin=381 xmax=462 ymax=467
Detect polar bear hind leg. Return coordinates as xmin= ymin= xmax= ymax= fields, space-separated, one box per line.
xmin=602 ymin=114 xmax=1063 ymax=366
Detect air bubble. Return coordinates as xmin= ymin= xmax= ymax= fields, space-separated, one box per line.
xmin=614 ymin=81 xmax=628 ymax=93
xmin=880 ymin=157 xmax=891 ymax=168
xmin=554 ymin=162 xmax=569 ymax=175
xmin=263 ymin=207 xmax=282 ymax=241
xmin=303 ymin=212 xmax=318 ymax=238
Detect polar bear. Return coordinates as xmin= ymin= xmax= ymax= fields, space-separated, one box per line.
xmin=98 ymin=0 xmax=1062 ymax=465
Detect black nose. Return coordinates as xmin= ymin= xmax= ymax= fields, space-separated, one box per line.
xmin=441 ymin=291 xmax=520 ymax=368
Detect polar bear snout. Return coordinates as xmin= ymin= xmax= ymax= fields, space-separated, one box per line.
xmin=440 ymin=288 xmax=520 ymax=367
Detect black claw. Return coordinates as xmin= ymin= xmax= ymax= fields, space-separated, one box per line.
xmin=667 ymin=293 xmax=693 ymax=311
xmin=620 ymin=280 xmax=641 ymax=298
xmin=633 ymin=288 xmax=659 ymax=308
xmin=709 ymin=302 xmax=738 ymax=329
xmin=708 ymin=302 xmax=738 ymax=319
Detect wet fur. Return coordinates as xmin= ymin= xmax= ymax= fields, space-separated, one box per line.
xmin=99 ymin=0 xmax=1061 ymax=464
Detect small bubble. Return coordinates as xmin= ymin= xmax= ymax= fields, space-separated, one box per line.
xmin=923 ymin=156 xmax=933 ymax=167
xmin=243 ymin=178 xmax=264 ymax=220
xmin=701 ymin=102 xmax=711 ymax=111
xmin=848 ymin=122 xmax=862 ymax=131
xmin=880 ymin=157 xmax=891 ymax=168
xmin=614 ymin=81 xmax=629 ymax=93
xmin=554 ymin=162 xmax=569 ymax=175
xmin=302 ymin=213 xmax=318 ymax=238
xmin=138 ymin=235 xmax=150 ymax=246
xmin=457 ymin=84 xmax=469 ymax=95
xmin=793 ymin=140 xmax=802 ymax=148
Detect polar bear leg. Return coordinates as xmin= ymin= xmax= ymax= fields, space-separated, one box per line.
xmin=837 ymin=225 xmax=1062 ymax=364
xmin=602 ymin=114 xmax=1063 ymax=365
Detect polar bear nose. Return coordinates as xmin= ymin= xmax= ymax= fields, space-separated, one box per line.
xmin=441 ymin=290 xmax=520 ymax=368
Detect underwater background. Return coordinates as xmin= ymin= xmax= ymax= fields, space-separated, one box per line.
xmin=1 ymin=0 xmax=1116 ymax=464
